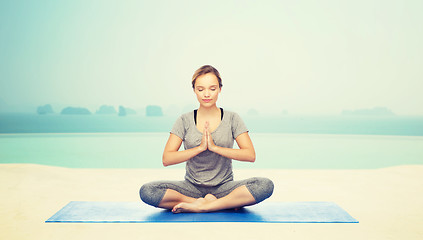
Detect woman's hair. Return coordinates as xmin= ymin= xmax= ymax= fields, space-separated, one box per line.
xmin=191 ymin=65 xmax=223 ymax=89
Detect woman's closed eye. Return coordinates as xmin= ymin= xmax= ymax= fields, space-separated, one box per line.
xmin=198 ymin=88 xmax=216 ymax=92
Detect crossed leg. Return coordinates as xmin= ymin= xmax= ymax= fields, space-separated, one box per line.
xmin=141 ymin=177 xmax=273 ymax=213
xmin=159 ymin=185 xmax=256 ymax=213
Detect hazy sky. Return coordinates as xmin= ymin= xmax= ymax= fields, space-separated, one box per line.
xmin=1 ymin=0 xmax=422 ymax=115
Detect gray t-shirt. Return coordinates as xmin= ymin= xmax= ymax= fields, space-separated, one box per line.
xmin=170 ymin=109 xmax=249 ymax=187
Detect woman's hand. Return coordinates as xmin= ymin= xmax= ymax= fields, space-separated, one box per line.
xmin=205 ymin=121 xmax=218 ymax=152
xmin=198 ymin=122 xmax=208 ymax=152
xmin=199 ymin=121 xmax=218 ymax=152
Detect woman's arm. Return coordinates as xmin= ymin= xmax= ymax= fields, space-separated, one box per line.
xmin=162 ymin=131 xmax=207 ymax=167
xmin=208 ymin=132 xmax=256 ymax=162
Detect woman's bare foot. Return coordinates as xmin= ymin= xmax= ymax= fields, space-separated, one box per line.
xmin=204 ymin=194 xmax=217 ymax=202
xmin=172 ymin=202 xmax=204 ymax=213
xmin=172 ymin=194 xmax=217 ymax=213
xmin=172 ymin=197 xmax=207 ymax=213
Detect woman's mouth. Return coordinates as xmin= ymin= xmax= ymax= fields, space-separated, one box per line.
xmin=203 ymin=99 xmax=212 ymax=103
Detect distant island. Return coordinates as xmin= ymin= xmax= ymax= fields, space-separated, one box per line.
xmin=96 ymin=105 xmax=117 ymax=114
xmin=342 ymin=107 xmax=395 ymax=116
xmin=118 ymin=106 xmax=137 ymax=116
xmin=61 ymin=107 xmax=91 ymax=115
xmin=33 ymin=104 xmax=139 ymax=116
xmin=118 ymin=106 xmax=126 ymax=116
xmin=37 ymin=104 xmax=54 ymax=115
xmin=123 ymin=106 xmax=136 ymax=115
xmin=146 ymin=105 xmax=163 ymax=116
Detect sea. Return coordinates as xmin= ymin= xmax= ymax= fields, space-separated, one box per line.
xmin=1 ymin=113 xmax=422 ymax=169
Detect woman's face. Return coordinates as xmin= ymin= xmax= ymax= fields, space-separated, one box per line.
xmin=193 ymin=73 xmax=221 ymax=108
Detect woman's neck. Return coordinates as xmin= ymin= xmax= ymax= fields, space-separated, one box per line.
xmin=197 ymin=105 xmax=219 ymax=116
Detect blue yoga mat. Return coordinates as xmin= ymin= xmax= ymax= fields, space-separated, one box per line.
xmin=45 ymin=201 xmax=358 ymax=223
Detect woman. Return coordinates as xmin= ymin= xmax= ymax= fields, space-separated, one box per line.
xmin=139 ymin=65 xmax=274 ymax=213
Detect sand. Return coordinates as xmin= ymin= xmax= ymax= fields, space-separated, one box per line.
xmin=1 ymin=164 xmax=422 ymax=240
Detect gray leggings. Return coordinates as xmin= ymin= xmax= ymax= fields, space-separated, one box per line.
xmin=139 ymin=177 xmax=274 ymax=208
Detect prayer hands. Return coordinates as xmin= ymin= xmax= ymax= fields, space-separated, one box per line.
xmin=199 ymin=122 xmax=208 ymax=151
xmin=199 ymin=121 xmax=217 ymax=152
xmin=206 ymin=122 xmax=217 ymax=152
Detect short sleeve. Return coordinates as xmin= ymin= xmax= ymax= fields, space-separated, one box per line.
xmin=231 ymin=112 xmax=249 ymax=139
xmin=170 ymin=115 xmax=185 ymax=140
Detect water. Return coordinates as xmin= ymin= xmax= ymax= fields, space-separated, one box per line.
xmin=1 ymin=132 xmax=422 ymax=169
xmin=1 ymin=113 xmax=423 ymax=136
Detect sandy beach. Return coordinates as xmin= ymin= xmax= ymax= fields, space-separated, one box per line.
xmin=1 ymin=164 xmax=422 ymax=240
